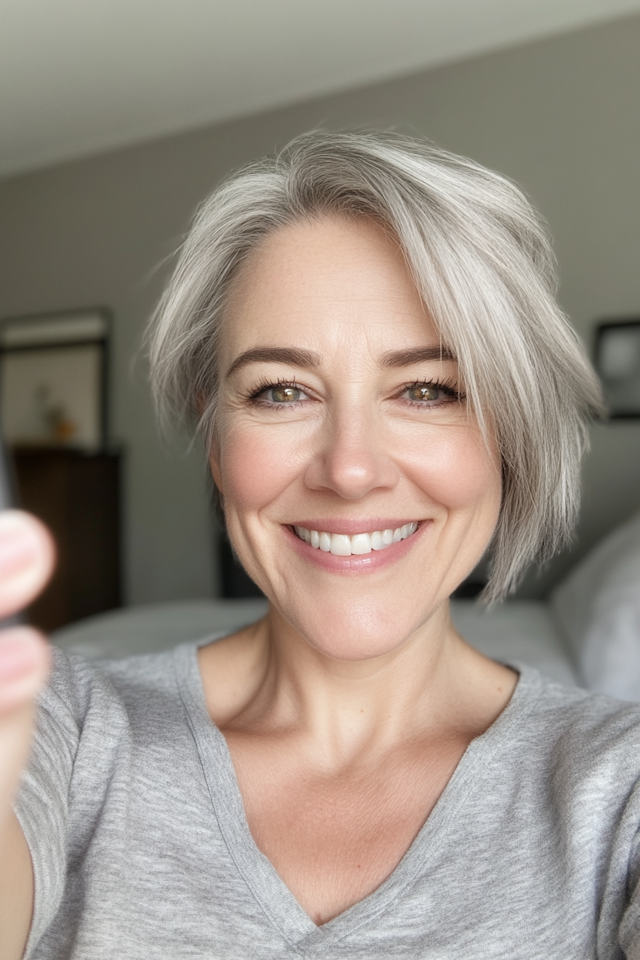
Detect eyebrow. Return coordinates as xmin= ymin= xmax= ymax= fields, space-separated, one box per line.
xmin=225 ymin=343 xmax=457 ymax=378
xmin=226 ymin=347 xmax=321 ymax=378
xmin=380 ymin=346 xmax=457 ymax=367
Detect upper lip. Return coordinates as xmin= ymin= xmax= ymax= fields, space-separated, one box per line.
xmin=287 ymin=518 xmax=424 ymax=536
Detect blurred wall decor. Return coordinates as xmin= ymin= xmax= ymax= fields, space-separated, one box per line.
xmin=0 ymin=309 xmax=121 ymax=631
xmin=0 ymin=309 xmax=108 ymax=448
xmin=595 ymin=320 xmax=640 ymax=418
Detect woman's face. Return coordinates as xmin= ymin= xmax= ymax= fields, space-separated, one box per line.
xmin=211 ymin=216 xmax=502 ymax=660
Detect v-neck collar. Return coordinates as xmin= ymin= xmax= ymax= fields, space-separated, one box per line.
xmin=173 ymin=639 xmax=543 ymax=951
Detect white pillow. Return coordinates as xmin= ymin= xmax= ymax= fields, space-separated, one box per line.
xmin=550 ymin=512 xmax=640 ymax=700
xmin=51 ymin=598 xmax=269 ymax=659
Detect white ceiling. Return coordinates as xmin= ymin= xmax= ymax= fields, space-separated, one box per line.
xmin=2 ymin=0 xmax=640 ymax=178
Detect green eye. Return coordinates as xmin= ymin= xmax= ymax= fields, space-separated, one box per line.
xmin=271 ymin=385 xmax=301 ymax=403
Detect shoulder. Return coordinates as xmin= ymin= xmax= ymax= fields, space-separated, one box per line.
xmin=26 ymin=642 xmax=204 ymax=821
xmin=16 ymin=643 xmax=211 ymax=954
xmin=531 ymin=670 xmax=640 ymax=739
xmin=510 ymin=666 xmax=640 ymax=793
xmin=40 ymin=642 xmax=197 ymax=746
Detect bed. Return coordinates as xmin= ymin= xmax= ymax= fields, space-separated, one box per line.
xmin=51 ymin=512 xmax=640 ymax=700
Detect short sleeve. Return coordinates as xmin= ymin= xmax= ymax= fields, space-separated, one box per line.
xmin=12 ymin=648 xmax=108 ymax=956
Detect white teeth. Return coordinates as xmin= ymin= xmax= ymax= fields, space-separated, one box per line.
xmin=350 ymin=533 xmax=372 ymax=555
xmin=371 ymin=531 xmax=385 ymax=551
xmin=330 ymin=534 xmax=352 ymax=556
xmin=294 ymin=521 xmax=418 ymax=556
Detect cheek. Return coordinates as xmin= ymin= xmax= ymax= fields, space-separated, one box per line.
xmin=404 ymin=426 xmax=501 ymax=515
xmin=211 ymin=424 xmax=303 ymax=516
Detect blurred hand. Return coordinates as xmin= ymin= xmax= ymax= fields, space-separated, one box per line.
xmin=0 ymin=511 xmax=55 ymax=711
xmin=0 ymin=511 xmax=55 ymax=813
xmin=0 ymin=513 xmax=55 ymax=960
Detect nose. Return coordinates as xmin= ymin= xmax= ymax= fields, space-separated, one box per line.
xmin=304 ymin=406 xmax=400 ymax=500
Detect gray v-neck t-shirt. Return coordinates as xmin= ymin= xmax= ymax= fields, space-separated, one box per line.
xmin=14 ymin=641 xmax=640 ymax=959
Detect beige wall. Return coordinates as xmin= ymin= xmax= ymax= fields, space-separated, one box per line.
xmin=1 ymin=12 xmax=639 ymax=604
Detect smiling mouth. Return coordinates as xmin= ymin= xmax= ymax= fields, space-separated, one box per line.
xmin=292 ymin=522 xmax=419 ymax=557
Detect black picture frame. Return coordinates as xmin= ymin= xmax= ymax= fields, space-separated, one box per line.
xmin=594 ymin=318 xmax=640 ymax=420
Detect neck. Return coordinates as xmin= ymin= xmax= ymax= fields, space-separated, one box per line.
xmin=200 ymin=600 xmax=512 ymax=765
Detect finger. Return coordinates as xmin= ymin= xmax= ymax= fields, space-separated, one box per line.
xmin=0 ymin=628 xmax=50 ymax=714
xmin=0 ymin=511 xmax=56 ymax=620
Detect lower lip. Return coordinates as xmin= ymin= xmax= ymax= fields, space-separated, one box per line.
xmin=283 ymin=522 xmax=430 ymax=574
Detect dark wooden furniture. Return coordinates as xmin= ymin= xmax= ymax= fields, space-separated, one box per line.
xmin=219 ymin=533 xmax=264 ymax=599
xmin=12 ymin=447 xmax=121 ymax=632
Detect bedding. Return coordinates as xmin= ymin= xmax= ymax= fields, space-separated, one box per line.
xmin=51 ymin=598 xmax=269 ymax=660
xmin=551 ymin=511 xmax=640 ymax=699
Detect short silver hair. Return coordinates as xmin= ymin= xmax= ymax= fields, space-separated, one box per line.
xmin=147 ymin=130 xmax=602 ymax=602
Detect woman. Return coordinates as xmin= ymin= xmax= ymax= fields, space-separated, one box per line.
xmin=1 ymin=132 xmax=638 ymax=959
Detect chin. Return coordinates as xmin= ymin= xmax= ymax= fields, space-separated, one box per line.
xmin=272 ymin=590 xmax=447 ymax=662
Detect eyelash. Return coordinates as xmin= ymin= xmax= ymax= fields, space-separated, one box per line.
xmin=245 ymin=376 xmax=465 ymax=409
xmin=245 ymin=377 xmax=306 ymax=407
xmin=401 ymin=377 xmax=465 ymax=408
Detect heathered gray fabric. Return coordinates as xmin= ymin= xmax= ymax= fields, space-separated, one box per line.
xmin=13 ymin=640 xmax=640 ymax=959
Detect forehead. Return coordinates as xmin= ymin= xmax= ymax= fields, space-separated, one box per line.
xmin=221 ymin=216 xmax=440 ymax=355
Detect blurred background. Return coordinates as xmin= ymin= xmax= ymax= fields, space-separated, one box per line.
xmin=1 ymin=0 xmax=640 ymax=631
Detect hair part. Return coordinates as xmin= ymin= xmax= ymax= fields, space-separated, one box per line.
xmin=147 ymin=130 xmax=603 ymax=603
